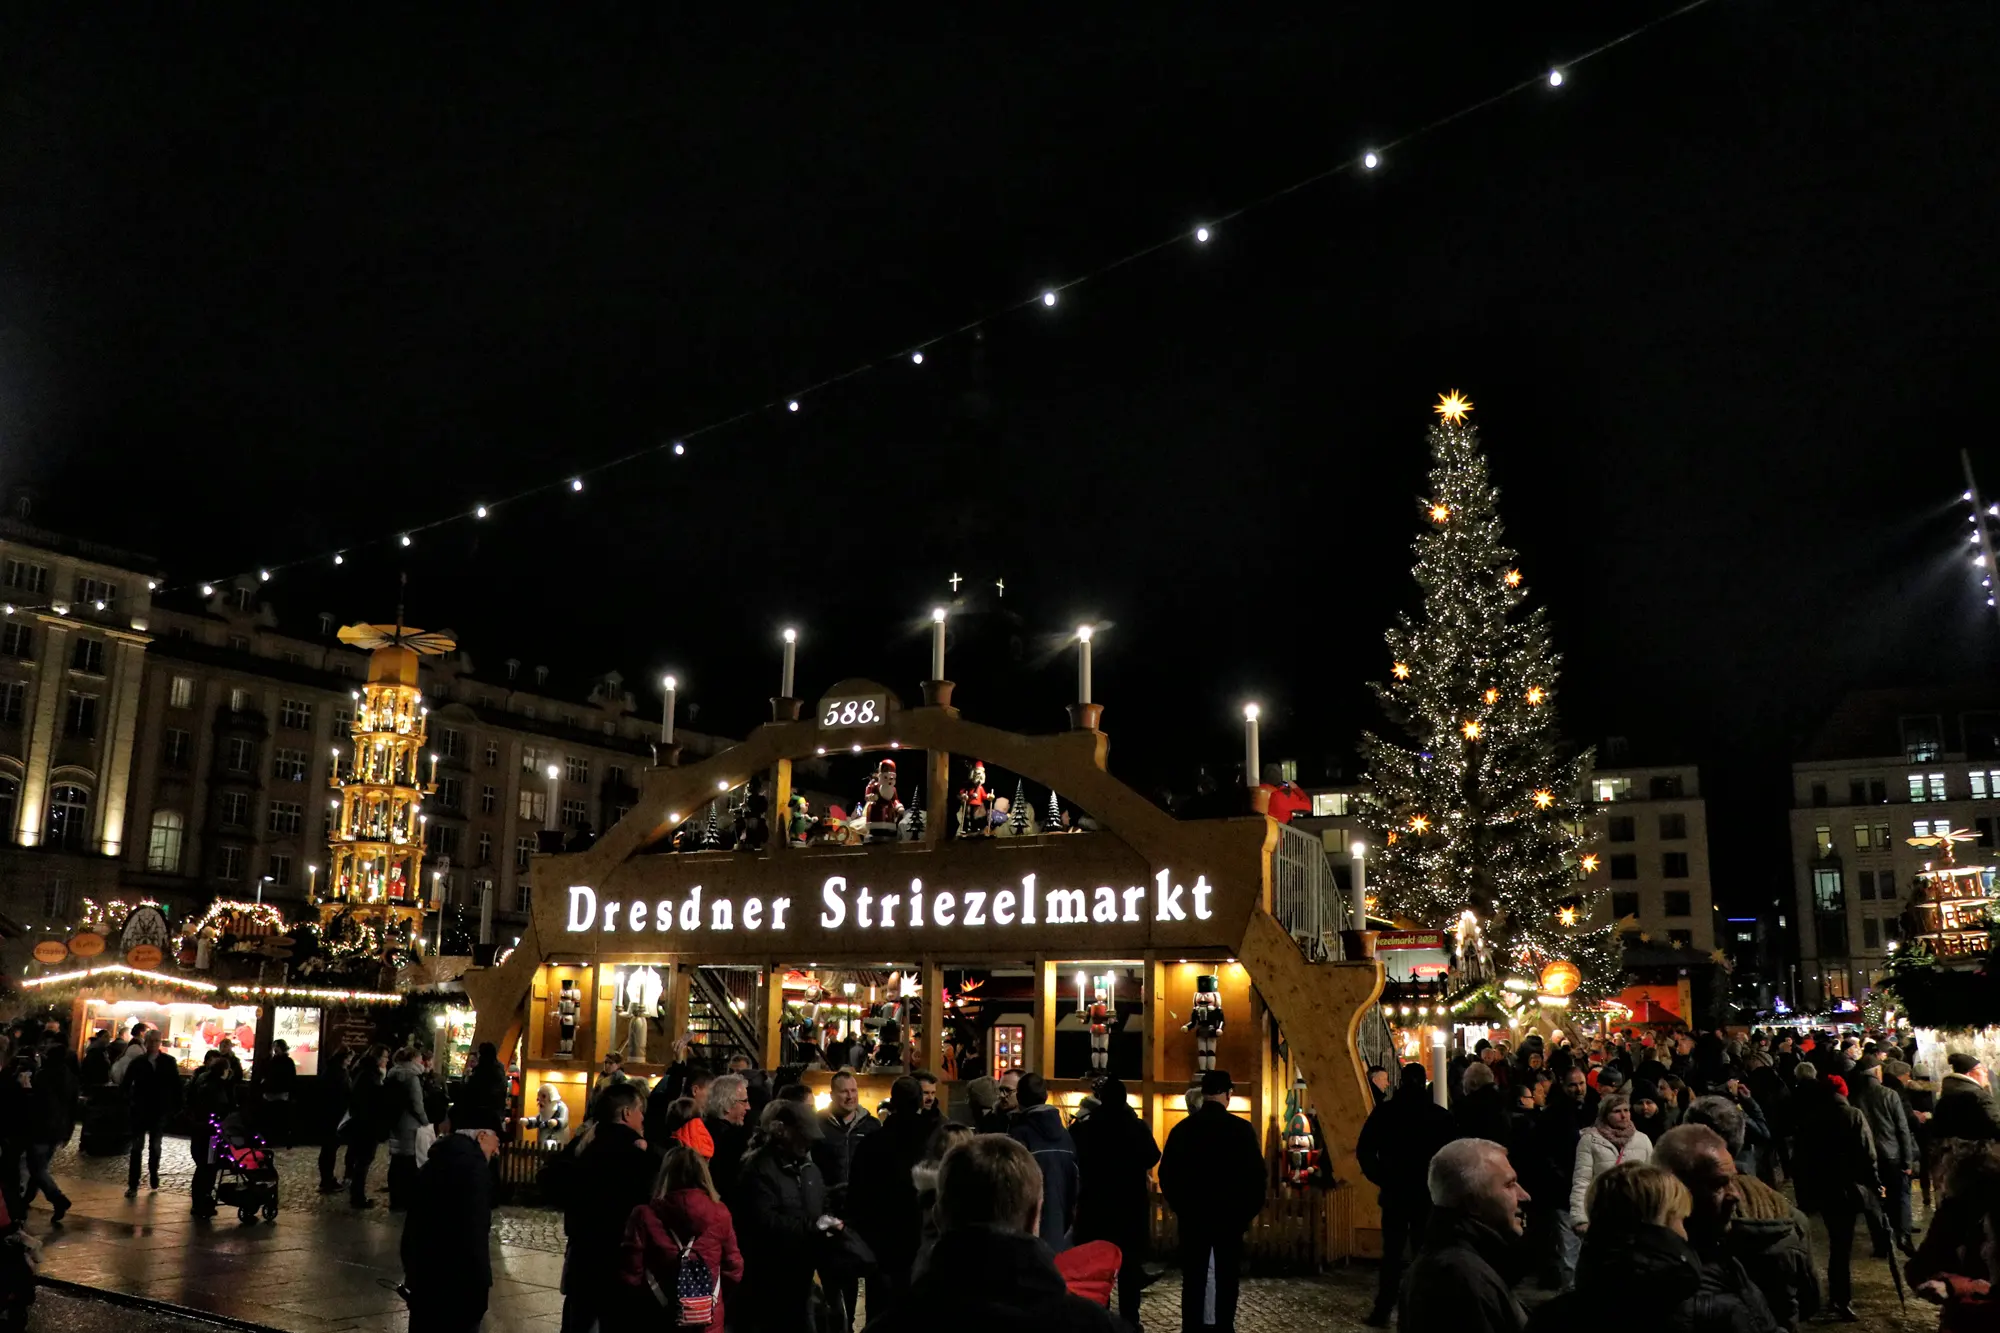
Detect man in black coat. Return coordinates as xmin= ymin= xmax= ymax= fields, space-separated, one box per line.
xmin=1070 ymin=1077 xmax=1161 ymax=1328
xmin=729 ymin=1098 xmax=832 ymax=1333
xmin=119 ymin=1029 xmax=181 ymax=1198
xmin=1653 ymin=1124 xmax=1781 ymax=1332
xmin=1528 ymin=1063 xmax=1590 ymax=1288
xmin=402 ymin=1111 xmax=499 ymax=1333
xmin=559 ymin=1082 xmax=659 ymax=1333
xmin=1398 ymin=1138 xmax=1531 ymax=1333
xmin=315 ymin=1048 xmax=352 ymax=1193
xmin=1932 ymin=1054 xmax=2000 ymax=1142
xmin=861 ymin=1134 xmax=1119 ymax=1333
xmin=1359 ymin=1062 xmax=1460 ymax=1326
xmin=24 ymin=1037 xmax=78 ymax=1220
xmin=847 ymin=1077 xmax=932 ymax=1312
xmin=702 ymin=1072 xmax=752 ymax=1196
xmin=1159 ymin=1070 xmax=1266 ymax=1333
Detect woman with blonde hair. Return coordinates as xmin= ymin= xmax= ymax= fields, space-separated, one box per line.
xmin=618 ymin=1144 xmax=743 ymax=1333
xmin=1569 ymin=1091 xmax=1654 ymax=1230
xmin=1527 ymin=1162 xmax=1700 ymax=1332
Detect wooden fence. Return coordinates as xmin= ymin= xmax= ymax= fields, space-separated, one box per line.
xmin=1148 ymin=1186 xmax=1327 ymax=1274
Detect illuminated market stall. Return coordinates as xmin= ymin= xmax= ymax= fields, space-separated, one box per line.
xmin=465 ymin=667 xmax=1386 ymax=1259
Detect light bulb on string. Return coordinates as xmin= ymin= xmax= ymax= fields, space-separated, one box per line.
xmin=259 ymin=570 xmax=271 ymax=582
xmin=672 ymin=442 xmax=685 ymax=455
xmin=1042 ymin=291 xmax=1058 ymax=307
xmin=475 ymin=505 xmax=488 ymax=518
xmin=910 ymin=352 xmax=924 ymax=365
xmin=333 ymin=553 xmax=344 ymax=565
xmin=201 ymin=584 xmax=215 ymax=597
xmin=1548 ymin=69 xmax=1564 ymax=87
xmin=400 ymin=535 xmax=412 ymax=547
xmin=788 ymin=400 xmax=800 ymax=412
xmin=1195 ymin=226 xmax=1211 ymax=243
xmin=570 ymin=478 xmax=584 ymax=492
xmin=1363 ymin=151 xmax=1380 ymax=169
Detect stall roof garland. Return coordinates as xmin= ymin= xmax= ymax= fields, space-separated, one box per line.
xmin=17 ymin=963 xmax=400 ymax=1006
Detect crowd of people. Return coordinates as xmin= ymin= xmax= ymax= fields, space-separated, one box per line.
xmin=1362 ymin=1025 xmax=2000 ymax=1333
xmin=395 ymin=1054 xmax=1267 ymax=1333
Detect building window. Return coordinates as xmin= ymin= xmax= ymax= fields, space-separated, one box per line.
xmin=65 ymin=691 xmax=98 ymax=739
xmin=0 ymin=774 xmax=17 ymax=838
xmin=227 ymin=635 xmax=249 ymax=653
xmin=1930 ymin=772 xmax=1948 ymax=801
xmin=267 ymin=853 xmax=293 ymax=888
xmin=481 ymin=785 xmax=496 ymax=814
xmin=1659 ymin=813 xmax=1687 ymax=840
xmin=441 ymin=777 xmax=461 ymax=811
xmin=1862 ymin=917 xmax=1880 ymax=950
xmin=333 ymin=705 xmax=352 ymax=731
xmin=75 ymin=576 xmax=118 ymax=606
xmin=1902 ymin=715 xmax=1944 ymax=763
xmin=268 ymin=801 xmax=302 ymax=835
xmin=221 ymin=792 xmax=249 ymax=827
xmin=279 ymin=698 xmax=312 ymax=730
xmin=44 ymin=877 xmax=70 ymax=920
xmin=478 ymin=831 xmax=492 ymax=863
xmin=515 ymin=836 xmax=534 ymax=871
xmin=612 ymin=804 xmax=632 ymax=824
xmin=225 ymin=737 xmax=254 ymax=772
xmin=164 ymin=728 xmax=191 ymax=769
xmin=1810 ymin=781 xmax=1828 ymax=807
xmin=1916 ymin=819 xmax=1944 ymax=838
xmin=218 ymin=846 xmax=244 ymax=881
xmin=1870 ymin=779 xmax=1888 ymax=804
xmin=442 ymin=728 xmax=462 ymax=759
xmin=229 ymin=687 xmax=249 ymax=713
xmin=0 ymin=682 xmax=22 ymax=726
xmin=1813 ymin=867 xmax=1844 ymax=914
xmin=230 ymin=587 xmax=250 ymax=611
xmin=1852 ymin=823 xmax=1872 ymax=850
xmin=566 ymin=756 xmax=590 ymax=784
xmin=70 ymin=637 xmax=105 ymax=674
xmin=1664 ymin=889 xmax=1693 ymax=917
xmin=1 ymin=624 xmax=30 ymax=658
xmin=1848 ymin=778 xmax=1867 ymax=805
xmin=521 ymin=746 xmax=541 ymax=773
xmin=170 ymin=675 xmax=194 ymax=709
xmin=516 ymin=882 xmax=532 ymax=913
xmin=273 ymin=747 xmax=307 ymax=782
xmin=485 ymin=741 xmax=499 ymax=767
xmin=1311 ymin=792 xmax=1348 ymax=817
xmin=1662 ymin=851 xmax=1690 ymax=878
xmin=145 ymin=810 xmax=184 ymax=873
xmin=1610 ymin=854 xmax=1638 ymax=880
xmin=561 ymin=798 xmax=586 ymax=828
xmin=1909 ymin=774 xmax=1928 ymax=802
xmin=1591 ymin=777 xmax=1629 ymax=803
xmin=1610 ymin=892 xmax=1641 ymax=920
xmin=1815 ymin=825 xmax=1832 ymax=855
xmin=1881 ymin=869 xmax=1897 ymax=898
xmin=1874 ymin=822 xmax=1890 ymax=849
xmin=1608 ymin=816 xmax=1636 ymax=843
xmin=1884 ymin=916 xmax=1902 ymax=945
xmin=45 ymin=785 xmax=90 ymax=850
xmin=4 ymin=560 xmax=49 ymax=594
xmin=1823 ymin=970 xmax=1851 ymax=1000
xmin=518 ymin=790 xmax=546 ymax=823
xmin=436 ymin=826 xmax=461 ymax=860
xmin=1858 ymin=870 xmax=1877 ymax=900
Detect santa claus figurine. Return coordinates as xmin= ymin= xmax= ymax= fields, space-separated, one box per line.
xmin=862 ymin=759 xmax=905 ymax=842
xmin=959 ymin=760 xmax=993 ymax=837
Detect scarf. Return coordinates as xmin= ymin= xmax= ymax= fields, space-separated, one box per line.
xmin=1596 ymin=1116 xmax=1637 ymax=1149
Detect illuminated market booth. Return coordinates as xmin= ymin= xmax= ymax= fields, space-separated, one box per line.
xmin=466 ymin=664 xmax=1386 ymax=1261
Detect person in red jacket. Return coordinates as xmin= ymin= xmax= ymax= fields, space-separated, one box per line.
xmin=620 ymin=1145 xmax=744 ymax=1333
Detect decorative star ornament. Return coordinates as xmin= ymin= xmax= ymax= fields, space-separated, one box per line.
xmin=1526 ymin=686 xmax=1546 ymax=706
xmin=1392 ymin=662 xmax=1412 ymax=680
xmin=1408 ymin=815 xmax=1431 ymax=834
xmin=1533 ymin=788 xmax=1555 ymax=809
xmin=1505 ymin=569 xmax=1523 ymax=588
xmin=1436 ymin=390 xmax=1474 ymax=423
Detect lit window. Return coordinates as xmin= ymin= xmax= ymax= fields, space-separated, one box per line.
xmin=1930 ymin=773 xmax=1948 ymax=801
xmin=1814 ymin=825 xmax=1832 ymax=855
xmin=1310 ymin=792 xmax=1349 ymax=817
xmin=145 ymin=810 xmax=183 ymax=873
xmin=1813 ymin=868 xmax=1844 ymax=914
xmin=45 ymin=785 xmax=90 ymax=850
xmin=170 ymin=676 xmax=194 ymax=709
xmin=1909 ymin=774 xmax=1928 ymax=802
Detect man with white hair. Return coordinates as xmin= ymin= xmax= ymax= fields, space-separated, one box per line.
xmin=1397 ymin=1138 xmax=1529 ymax=1333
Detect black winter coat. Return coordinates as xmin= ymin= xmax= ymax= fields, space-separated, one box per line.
xmin=703 ymin=1113 xmax=750 ymax=1196
xmin=31 ymin=1051 xmax=79 ymax=1144
xmin=402 ymin=1132 xmax=494 ymax=1297
xmin=1359 ymin=1090 xmax=1458 ymax=1207
xmin=1070 ymin=1103 xmax=1160 ymax=1246
xmin=1726 ymin=1173 xmax=1819 ymax=1327
xmin=848 ymin=1111 xmax=935 ymax=1283
xmin=1527 ymin=1223 xmax=1700 ymax=1333
xmin=1160 ymin=1102 xmax=1266 ymax=1237
xmin=813 ymin=1108 xmax=881 ymax=1207
xmin=860 ymin=1226 xmax=1120 ymax=1333
xmin=1848 ymin=1072 xmax=1917 ymax=1169
xmin=122 ymin=1052 xmax=182 ymax=1128
xmin=1789 ymin=1085 xmax=1876 ymax=1215
xmin=727 ymin=1144 xmax=828 ymax=1333
xmin=561 ymin=1122 xmax=661 ymax=1292
xmin=1932 ymin=1074 xmax=2000 ymax=1143
xmin=1009 ymin=1104 xmax=1081 ymax=1253
xmin=1397 ymin=1209 xmax=1526 ymax=1333
xmin=1455 ymin=1086 xmax=1513 ymax=1148
xmin=343 ymin=1062 xmax=386 ymax=1143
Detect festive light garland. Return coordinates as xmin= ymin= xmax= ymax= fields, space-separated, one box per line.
xmin=21 ymin=964 xmax=219 ymax=993
xmin=0 ymin=2 xmax=1721 ymax=623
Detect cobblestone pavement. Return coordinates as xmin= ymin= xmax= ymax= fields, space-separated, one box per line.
xmin=32 ymin=1284 xmax=241 ymax=1333
xmin=17 ymin=1139 xmax=1949 ymax=1333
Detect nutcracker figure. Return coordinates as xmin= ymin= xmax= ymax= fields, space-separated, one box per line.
xmin=557 ymin=980 xmax=580 ymax=1057
xmin=1285 ymin=1103 xmax=1320 ymax=1187
xmin=959 ymin=760 xmax=993 ymax=837
xmin=1087 ymin=972 xmax=1114 ymax=1072
xmin=1184 ymin=973 xmax=1224 ymax=1072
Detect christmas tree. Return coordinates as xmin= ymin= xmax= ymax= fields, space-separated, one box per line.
xmin=1009 ymin=779 xmax=1031 ymax=835
xmin=1356 ymin=392 xmax=1615 ymax=998
xmin=1045 ymin=787 xmax=1064 ymax=831
xmin=907 ymin=787 xmax=926 ymax=839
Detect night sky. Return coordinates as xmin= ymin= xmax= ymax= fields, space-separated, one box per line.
xmin=4 ymin=6 xmax=1998 ymax=913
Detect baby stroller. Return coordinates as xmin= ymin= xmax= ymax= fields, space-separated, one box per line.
xmin=210 ymin=1113 xmax=280 ymax=1223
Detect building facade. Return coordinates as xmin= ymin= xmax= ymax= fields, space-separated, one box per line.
xmin=0 ymin=521 xmax=727 ymax=972
xmin=1579 ymin=762 xmax=1717 ymax=956
xmin=1789 ymin=687 xmax=2000 ymax=1008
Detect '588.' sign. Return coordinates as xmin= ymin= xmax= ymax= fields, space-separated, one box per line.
xmin=819 ymin=690 xmax=891 ymax=729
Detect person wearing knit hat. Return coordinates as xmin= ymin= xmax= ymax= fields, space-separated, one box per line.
xmin=963 ymin=1075 xmax=1008 ymax=1134
xmin=1935 ymin=1053 xmax=2000 ymax=1142
xmin=672 ymin=1116 xmax=715 ymax=1159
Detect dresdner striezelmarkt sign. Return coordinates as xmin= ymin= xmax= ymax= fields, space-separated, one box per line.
xmin=564 ymin=868 xmax=1219 ymax=940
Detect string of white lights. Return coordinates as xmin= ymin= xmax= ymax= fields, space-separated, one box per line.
xmin=7 ymin=0 xmax=1722 ymax=621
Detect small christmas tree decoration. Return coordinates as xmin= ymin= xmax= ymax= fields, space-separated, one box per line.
xmin=1045 ymin=787 xmax=1063 ymax=831
xmin=1009 ymin=779 xmax=1030 ymax=836
xmin=907 ymin=787 xmax=926 ymax=839
xmin=698 ymin=801 xmax=723 ymax=849
xmin=1358 ymin=392 xmax=1615 ymax=999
